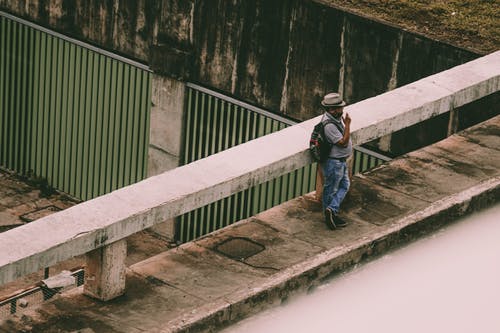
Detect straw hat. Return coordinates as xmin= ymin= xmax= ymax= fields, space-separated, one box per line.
xmin=321 ymin=92 xmax=346 ymax=107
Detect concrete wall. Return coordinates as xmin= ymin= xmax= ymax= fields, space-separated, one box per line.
xmin=181 ymin=0 xmax=480 ymax=120
xmin=0 ymin=0 xmax=491 ymax=157
xmin=0 ymin=0 xmax=479 ymax=117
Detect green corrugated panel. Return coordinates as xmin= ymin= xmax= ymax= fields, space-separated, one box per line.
xmin=67 ymin=43 xmax=78 ymax=195
xmin=138 ymin=70 xmax=148 ymax=180
xmin=0 ymin=13 xmax=151 ymax=201
xmin=123 ymin=66 xmax=135 ymax=188
xmin=105 ymin=59 xmax=117 ymax=193
xmin=183 ymin=88 xmax=193 ymax=165
xmin=75 ymin=47 xmax=87 ymax=198
xmin=80 ymin=50 xmax=92 ymax=199
xmin=0 ymin=18 xmax=4 ymax=166
xmin=25 ymin=27 xmax=35 ymax=176
xmin=177 ymin=86 xmax=317 ymax=243
xmin=61 ymin=42 xmax=72 ymax=193
xmin=52 ymin=38 xmax=63 ymax=189
xmin=1 ymin=18 xmax=7 ymax=165
xmin=58 ymin=40 xmax=69 ymax=192
xmin=6 ymin=19 xmax=14 ymax=169
xmin=4 ymin=19 xmax=12 ymax=167
xmin=17 ymin=24 xmax=26 ymax=174
xmin=2 ymin=19 xmax=11 ymax=167
xmin=110 ymin=61 xmax=123 ymax=192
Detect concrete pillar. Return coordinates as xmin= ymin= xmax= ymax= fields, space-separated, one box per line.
xmin=447 ymin=108 xmax=459 ymax=136
xmin=84 ymin=239 xmax=127 ymax=301
xmin=148 ymin=74 xmax=186 ymax=240
xmin=148 ymin=74 xmax=186 ymax=177
xmin=377 ymin=134 xmax=392 ymax=153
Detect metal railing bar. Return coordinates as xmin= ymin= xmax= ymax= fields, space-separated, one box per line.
xmin=354 ymin=145 xmax=392 ymax=161
xmin=186 ymin=83 xmax=297 ymax=126
xmin=0 ymin=10 xmax=151 ymax=72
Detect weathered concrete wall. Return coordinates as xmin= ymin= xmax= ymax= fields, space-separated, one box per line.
xmin=1 ymin=0 xmax=492 ymax=158
xmin=0 ymin=0 xmax=193 ymax=64
xmin=190 ymin=0 xmax=479 ymax=121
xmin=0 ymin=0 xmax=479 ymax=118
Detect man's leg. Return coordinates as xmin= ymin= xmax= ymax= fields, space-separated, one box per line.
xmin=328 ymin=163 xmax=350 ymax=227
xmin=322 ymin=159 xmax=343 ymax=229
xmin=331 ymin=162 xmax=350 ymax=211
xmin=322 ymin=159 xmax=341 ymax=211
xmin=325 ymin=160 xmax=348 ymax=214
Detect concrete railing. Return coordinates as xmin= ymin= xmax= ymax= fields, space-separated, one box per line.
xmin=0 ymin=51 xmax=499 ymax=300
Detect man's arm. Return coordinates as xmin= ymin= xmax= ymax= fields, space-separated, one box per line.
xmin=336 ymin=113 xmax=351 ymax=147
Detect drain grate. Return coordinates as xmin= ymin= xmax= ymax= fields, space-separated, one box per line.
xmin=20 ymin=206 xmax=61 ymax=222
xmin=214 ymin=237 xmax=265 ymax=260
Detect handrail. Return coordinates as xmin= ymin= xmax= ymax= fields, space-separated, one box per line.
xmin=0 ymin=51 xmax=498 ymax=286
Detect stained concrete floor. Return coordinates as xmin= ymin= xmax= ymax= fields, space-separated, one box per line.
xmin=0 ymin=172 xmax=78 ymax=232
xmin=0 ymin=115 xmax=499 ymax=332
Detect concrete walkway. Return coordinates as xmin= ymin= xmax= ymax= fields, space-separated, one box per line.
xmin=1 ymin=115 xmax=499 ymax=333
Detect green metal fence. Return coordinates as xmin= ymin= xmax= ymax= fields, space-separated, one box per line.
xmin=352 ymin=145 xmax=391 ymax=174
xmin=178 ymin=83 xmax=391 ymax=243
xmin=178 ymin=84 xmax=317 ymax=242
xmin=0 ymin=12 xmax=152 ymax=201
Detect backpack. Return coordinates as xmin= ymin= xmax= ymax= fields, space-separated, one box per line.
xmin=309 ymin=119 xmax=343 ymax=163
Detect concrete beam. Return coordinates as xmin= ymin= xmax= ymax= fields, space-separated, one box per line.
xmin=0 ymin=51 xmax=498 ymax=287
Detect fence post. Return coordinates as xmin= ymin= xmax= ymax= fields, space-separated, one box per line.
xmin=84 ymin=239 xmax=127 ymax=301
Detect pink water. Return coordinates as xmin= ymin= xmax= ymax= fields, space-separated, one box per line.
xmin=223 ymin=204 xmax=500 ymax=333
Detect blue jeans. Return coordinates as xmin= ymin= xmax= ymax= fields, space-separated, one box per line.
xmin=322 ymin=159 xmax=350 ymax=214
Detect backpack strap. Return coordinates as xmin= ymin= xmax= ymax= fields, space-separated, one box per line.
xmin=322 ymin=119 xmax=344 ymax=135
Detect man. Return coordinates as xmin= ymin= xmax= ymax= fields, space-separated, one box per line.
xmin=320 ymin=92 xmax=352 ymax=230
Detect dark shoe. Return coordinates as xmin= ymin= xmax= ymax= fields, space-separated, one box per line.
xmin=324 ymin=208 xmax=337 ymax=230
xmin=333 ymin=214 xmax=348 ymax=227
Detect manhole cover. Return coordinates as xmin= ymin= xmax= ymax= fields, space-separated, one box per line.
xmin=214 ymin=237 xmax=265 ymax=260
xmin=20 ymin=206 xmax=61 ymax=222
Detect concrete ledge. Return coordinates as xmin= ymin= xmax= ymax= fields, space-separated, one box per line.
xmin=166 ymin=177 xmax=499 ymax=332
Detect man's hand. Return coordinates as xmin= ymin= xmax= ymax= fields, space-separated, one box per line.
xmin=343 ymin=113 xmax=351 ymax=126
xmin=335 ymin=112 xmax=351 ymax=147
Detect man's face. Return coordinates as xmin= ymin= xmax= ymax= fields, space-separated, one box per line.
xmin=328 ymin=106 xmax=344 ymax=118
